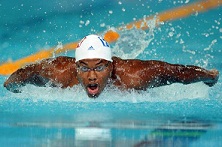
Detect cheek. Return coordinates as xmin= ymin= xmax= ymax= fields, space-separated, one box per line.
xmin=98 ymin=72 xmax=111 ymax=83
xmin=77 ymin=73 xmax=85 ymax=83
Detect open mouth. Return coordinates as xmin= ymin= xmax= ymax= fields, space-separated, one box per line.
xmin=87 ymin=84 xmax=99 ymax=97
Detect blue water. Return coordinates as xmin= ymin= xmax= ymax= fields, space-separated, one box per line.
xmin=0 ymin=0 xmax=222 ymax=146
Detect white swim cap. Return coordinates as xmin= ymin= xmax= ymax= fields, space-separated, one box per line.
xmin=75 ymin=34 xmax=112 ymax=62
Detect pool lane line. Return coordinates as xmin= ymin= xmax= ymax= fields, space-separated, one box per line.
xmin=0 ymin=0 xmax=221 ymax=76
xmin=125 ymin=0 xmax=222 ymax=30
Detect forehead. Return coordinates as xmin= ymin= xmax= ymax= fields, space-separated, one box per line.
xmin=77 ymin=58 xmax=108 ymax=65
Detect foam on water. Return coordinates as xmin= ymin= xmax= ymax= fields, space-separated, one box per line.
xmin=1 ymin=82 xmax=209 ymax=103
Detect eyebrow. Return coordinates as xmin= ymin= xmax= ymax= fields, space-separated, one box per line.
xmin=78 ymin=60 xmax=106 ymax=66
xmin=95 ymin=60 xmax=103 ymax=66
xmin=78 ymin=61 xmax=87 ymax=66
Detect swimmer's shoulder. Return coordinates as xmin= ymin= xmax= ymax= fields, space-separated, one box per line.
xmin=112 ymin=56 xmax=147 ymax=65
xmin=39 ymin=56 xmax=77 ymax=70
xmin=112 ymin=56 xmax=121 ymax=62
xmin=112 ymin=56 xmax=136 ymax=71
xmin=42 ymin=56 xmax=76 ymax=63
xmin=112 ymin=56 xmax=129 ymax=64
xmin=112 ymin=56 xmax=124 ymax=68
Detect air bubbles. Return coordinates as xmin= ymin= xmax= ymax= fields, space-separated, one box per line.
xmin=186 ymin=31 xmax=190 ymax=37
xmin=180 ymin=39 xmax=184 ymax=44
xmin=118 ymin=1 xmax=122 ymax=5
xmin=100 ymin=23 xmax=106 ymax=27
xmin=168 ymin=32 xmax=174 ymax=37
xmin=108 ymin=10 xmax=113 ymax=14
xmin=79 ymin=20 xmax=90 ymax=27
xmin=214 ymin=20 xmax=220 ymax=25
xmin=204 ymin=39 xmax=217 ymax=51
xmin=85 ymin=20 xmax=90 ymax=26
xmin=202 ymin=33 xmax=210 ymax=37
xmin=168 ymin=27 xmax=175 ymax=37
xmin=194 ymin=11 xmax=198 ymax=16
xmin=185 ymin=0 xmax=190 ymax=3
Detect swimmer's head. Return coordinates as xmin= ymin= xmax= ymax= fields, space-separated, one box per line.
xmin=75 ymin=34 xmax=112 ymax=62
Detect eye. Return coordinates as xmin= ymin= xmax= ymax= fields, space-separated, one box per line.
xmin=95 ymin=65 xmax=105 ymax=71
xmin=80 ymin=66 xmax=90 ymax=72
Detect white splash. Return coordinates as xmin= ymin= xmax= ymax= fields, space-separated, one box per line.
xmin=204 ymin=39 xmax=217 ymax=51
xmin=5 ymin=82 xmax=209 ymax=103
xmin=53 ymin=42 xmax=63 ymax=57
xmin=111 ymin=17 xmax=156 ymax=59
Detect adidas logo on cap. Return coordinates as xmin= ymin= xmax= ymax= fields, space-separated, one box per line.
xmin=88 ymin=46 xmax=95 ymax=50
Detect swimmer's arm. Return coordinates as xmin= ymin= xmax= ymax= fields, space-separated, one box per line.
xmin=4 ymin=56 xmax=78 ymax=93
xmin=3 ymin=63 xmax=46 ymax=93
xmin=146 ymin=61 xmax=219 ymax=87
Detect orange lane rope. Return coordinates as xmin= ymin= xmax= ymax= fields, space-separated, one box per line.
xmin=0 ymin=0 xmax=221 ymax=75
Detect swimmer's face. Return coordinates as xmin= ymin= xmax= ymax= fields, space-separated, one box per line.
xmin=76 ymin=59 xmax=113 ymax=98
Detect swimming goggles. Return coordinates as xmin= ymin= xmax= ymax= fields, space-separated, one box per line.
xmin=77 ymin=62 xmax=110 ymax=72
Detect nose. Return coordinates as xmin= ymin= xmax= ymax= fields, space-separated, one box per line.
xmin=88 ymin=70 xmax=97 ymax=82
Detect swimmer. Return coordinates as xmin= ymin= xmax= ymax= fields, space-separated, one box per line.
xmin=4 ymin=34 xmax=219 ymax=98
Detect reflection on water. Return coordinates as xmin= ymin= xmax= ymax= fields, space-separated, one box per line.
xmin=75 ymin=128 xmax=111 ymax=147
xmin=1 ymin=118 xmax=221 ymax=147
xmin=134 ymin=120 xmax=212 ymax=147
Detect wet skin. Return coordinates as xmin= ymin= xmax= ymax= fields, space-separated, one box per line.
xmin=76 ymin=59 xmax=113 ymax=98
xmin=4 ymin=56 xmax=219 ymax=98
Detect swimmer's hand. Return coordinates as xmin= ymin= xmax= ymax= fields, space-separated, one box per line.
xmin=4 ymin=82 xmax=23 ymax=93
xmin=4 ymin=74 xmax=52 ymax=93
xmin=204 ymin=69 xmax=219 ymax=87
xmin=4 ymin=71 xmax=24 ymax=93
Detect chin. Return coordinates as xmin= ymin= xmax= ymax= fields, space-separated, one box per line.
xmin=87 ymin=93 xmax=100 ymax=99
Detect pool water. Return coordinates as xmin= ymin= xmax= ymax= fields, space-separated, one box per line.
xmin=0 ymin=0 xmax=222 ymax=146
